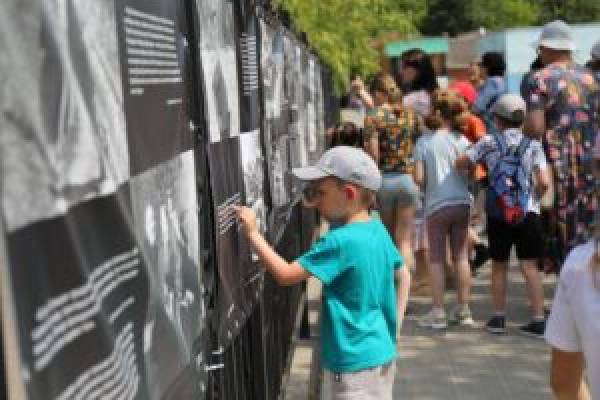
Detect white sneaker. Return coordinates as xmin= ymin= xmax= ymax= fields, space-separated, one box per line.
xmin=449 ymin=305 xmax=475 ymax=327
xmin=418 ymin=309 xmax=448 ymax=330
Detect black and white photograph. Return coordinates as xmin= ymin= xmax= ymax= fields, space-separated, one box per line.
xmin=305 ymin=57 xmax=318 ymax=154
xmin=196 ymin=0 xmax=240 ymax=143
xmin=239 ymin=130 xmax=267 ymax=235
xmin=285 ymin=38 xmax=308 ymax=168
xmin=5 ymin=188 xmax=151 ymax=400
xmin=0 ymin=0 xmax=129 ymax=233
xmin=260 ymin=21 xmax=291 ymax=209
xmin=314 ymin=61 xmax=326 ymax=162
xmin=129 ymin=151 xmax=205 ymax=397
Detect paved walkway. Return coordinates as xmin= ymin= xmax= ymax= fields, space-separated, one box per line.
xmin=396 ymin=265 xmax=556 ymax=399
xmin=285 ymin=262 xmax=557 ymax=399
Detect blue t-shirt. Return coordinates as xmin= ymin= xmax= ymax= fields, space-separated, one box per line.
xmin=297 ymin=218 xmax=403 ymax=373
xmin=474 ymin=76 xmax=506 ymax=132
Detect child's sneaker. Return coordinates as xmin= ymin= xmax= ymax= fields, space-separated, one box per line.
xmin=418 ymin=309 xmax=447 ymax=330
xmin=485 ymin=315 xmax=506 ymax=334
xmin=519 ymin=320 xmax=545 ymax=339
xmin=449 ymin=305 xmax=475 ymax=327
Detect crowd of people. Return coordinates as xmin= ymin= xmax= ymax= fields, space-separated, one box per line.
xmin=237 ymin=20 xmax=600 ymax=400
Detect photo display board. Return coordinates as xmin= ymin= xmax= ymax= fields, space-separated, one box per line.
xmin=0 ymin=0 xmax=328 ymax=398
xmin=0 ymin=0 xmax=207 ymax=398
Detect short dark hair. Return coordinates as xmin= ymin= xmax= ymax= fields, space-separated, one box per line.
xmin=494 ymin=114 xmax=524 ymax=129
xmin=400 ymin=48 xmax=439 ymax=93
xmin=586 ymin=59 xmax=600 ymax=72
xmin=481 ymin=52 xmax=506 ymax=77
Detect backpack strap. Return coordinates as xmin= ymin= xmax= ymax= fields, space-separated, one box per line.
xmin=515 ymin=136 xmax=531 ymax=160
xmin=492 ymin=132 xmax=507 ymax=156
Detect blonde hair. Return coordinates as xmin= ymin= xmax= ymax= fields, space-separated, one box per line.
xmin=425 ymin=89 xmax=470 ymax=131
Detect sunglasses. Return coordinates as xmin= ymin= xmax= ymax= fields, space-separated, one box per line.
xmin=302 ymin=182 xmax=325 ymax=202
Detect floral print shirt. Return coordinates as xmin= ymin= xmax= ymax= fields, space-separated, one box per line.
xmin=363 ymin=106 xmax=421 ymax=174
xmin=525 ymin=62 xmax=600 ymax=250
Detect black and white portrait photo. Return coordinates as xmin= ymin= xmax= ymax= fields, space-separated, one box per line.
xmin=0 ymin=0 xmax=128 ymax=232
xmin=239 ymin=130 xmax=267 ymax=235
xmin=130 ymin=151 xmax=205 ymax=397
xmin=196 ymin=0 xmax=240 ymax=143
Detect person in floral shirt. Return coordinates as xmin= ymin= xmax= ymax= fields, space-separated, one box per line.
xmin=364 ymin=72 xmax=422 ymax=274
xmin=525 ymin=20 xmax=600 ymax=271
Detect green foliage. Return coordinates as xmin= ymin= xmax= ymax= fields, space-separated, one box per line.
xmin=420 ymin=0 xmax=539 ymax=35
xmin=273 ymin=0 xmax=600 ymax=95
xmin=468 ymin=0 xmax=540 ymax=31
xmin=273 ymin=0 xmax=424 ymax=93
xmin=536 ymin=0 xmax=600 ymax=24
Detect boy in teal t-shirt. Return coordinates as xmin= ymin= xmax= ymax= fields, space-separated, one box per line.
xmin=236 ymin=146 xmax=409 ymax=399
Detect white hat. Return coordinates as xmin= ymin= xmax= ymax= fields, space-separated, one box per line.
xmin=591 ymin=40 xmax=600 ymax=60
xmin=492 ymin=94 xmax=527 ymax=123
xmin=534 ymin=20 xmax=576 ymax=51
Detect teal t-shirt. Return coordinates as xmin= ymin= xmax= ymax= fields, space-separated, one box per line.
xmin=297 ymin=218 xmax=403 ymax=373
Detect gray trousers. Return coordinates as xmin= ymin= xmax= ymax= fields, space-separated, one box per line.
xmin=322 ymin=362 xmax=396 ymax=400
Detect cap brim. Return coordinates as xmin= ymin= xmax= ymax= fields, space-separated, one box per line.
xmin=532 ymin=39 xmax=576 ymax=51
xmin=292 ymin=166 xmax=329 ymax=181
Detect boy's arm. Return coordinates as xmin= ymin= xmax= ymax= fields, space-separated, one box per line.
xmin=533 ymin=166 xmax=550 ymax=198
xmin=236 ymin=206 xmax=311 ymax=286
xmin=456 ymin=137 xmax=486 ymax=171
xmin=395 ymin=267 xmax=411 ymax=336
xmin=455 ymin=154 xmax=474 ymax=171
xmin=551 ymin=349 xmax=591 ymax=400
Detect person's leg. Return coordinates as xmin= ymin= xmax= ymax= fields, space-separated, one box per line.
xmin=450 ymin=206 xmax=471 ymax=307
xmin=394 ymin=204 xmax=416 ymax=271
xmin=490 ymin=261 xmax=509 ymax=313
xmin=418 ymin=209 xmax=448 ymax=329
xmin=514 ymin=213 xmax=546 ymax=338
xmin=485 ymin=217 xmax=512 ymax=333
xmin=425 ymin=210 xmax=447 ymax=310
xmin=412 ymin=209 xmax=430 ymax=290
xmin=520 ymin=259 xmax=545 ymax=318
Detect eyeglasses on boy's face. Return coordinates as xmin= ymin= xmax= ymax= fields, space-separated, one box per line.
xmin=302 ymin=181 xmax=326 ymax=202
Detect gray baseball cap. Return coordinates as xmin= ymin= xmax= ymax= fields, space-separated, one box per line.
xmin=292 ymin=146 xmax=382 ymax=191
xmin=534 ymin=20 xmax=576 ymax=51
xmin=492 ymin=93 xmax=527 ymax=123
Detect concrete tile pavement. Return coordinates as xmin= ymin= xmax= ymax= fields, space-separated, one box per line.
xmin=283 ymin=260 xmax=557 ymax=399
xmin=396 ymin=264 xmax=556 ymax=400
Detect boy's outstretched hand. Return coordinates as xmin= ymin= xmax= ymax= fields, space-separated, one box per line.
xmin=234 ymin=205 xmax=258 ymax=236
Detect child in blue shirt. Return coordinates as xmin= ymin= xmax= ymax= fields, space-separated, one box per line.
xmin=235 ymin=146 xmax=409 ymax=399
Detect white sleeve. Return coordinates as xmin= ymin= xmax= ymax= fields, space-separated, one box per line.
xmin=545 ymin=264 xmax=582 ymax=352
xmin=531 ymin=140 xmax=547 ymax=171
xmin=466 ymin=135 xmax=491 ymax=164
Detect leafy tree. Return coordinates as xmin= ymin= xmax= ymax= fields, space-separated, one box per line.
xmin=536 ymin=0 xmax=600 ymax=24
xmin=274 ymin=0 xmax=600 ymax=95
xmin=419 ymin=0 xmax=539 ymax=35
xmin=469 ymin=0 xmax=539 ymax=31
xmin=273 ymin=0 xmax=424 ymax=93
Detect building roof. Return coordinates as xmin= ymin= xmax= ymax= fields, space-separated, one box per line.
xmin=384 ymin=37 xmax=449 ymax=57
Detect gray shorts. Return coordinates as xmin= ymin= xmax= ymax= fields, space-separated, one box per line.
xmin=323 ymin=362 xmax=396 ymax=400
xmin=378 ymin=173 xmax=419 ymax=211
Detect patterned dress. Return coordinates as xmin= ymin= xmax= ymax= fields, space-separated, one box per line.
xmin=363 ymin=106 xmax=421 ymax=174
xmin=525 ymin=62 xmax=600 ymax=260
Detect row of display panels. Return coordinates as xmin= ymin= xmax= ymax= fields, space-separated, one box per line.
xmin=0 ymin=0 xmax=328 ymax=398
